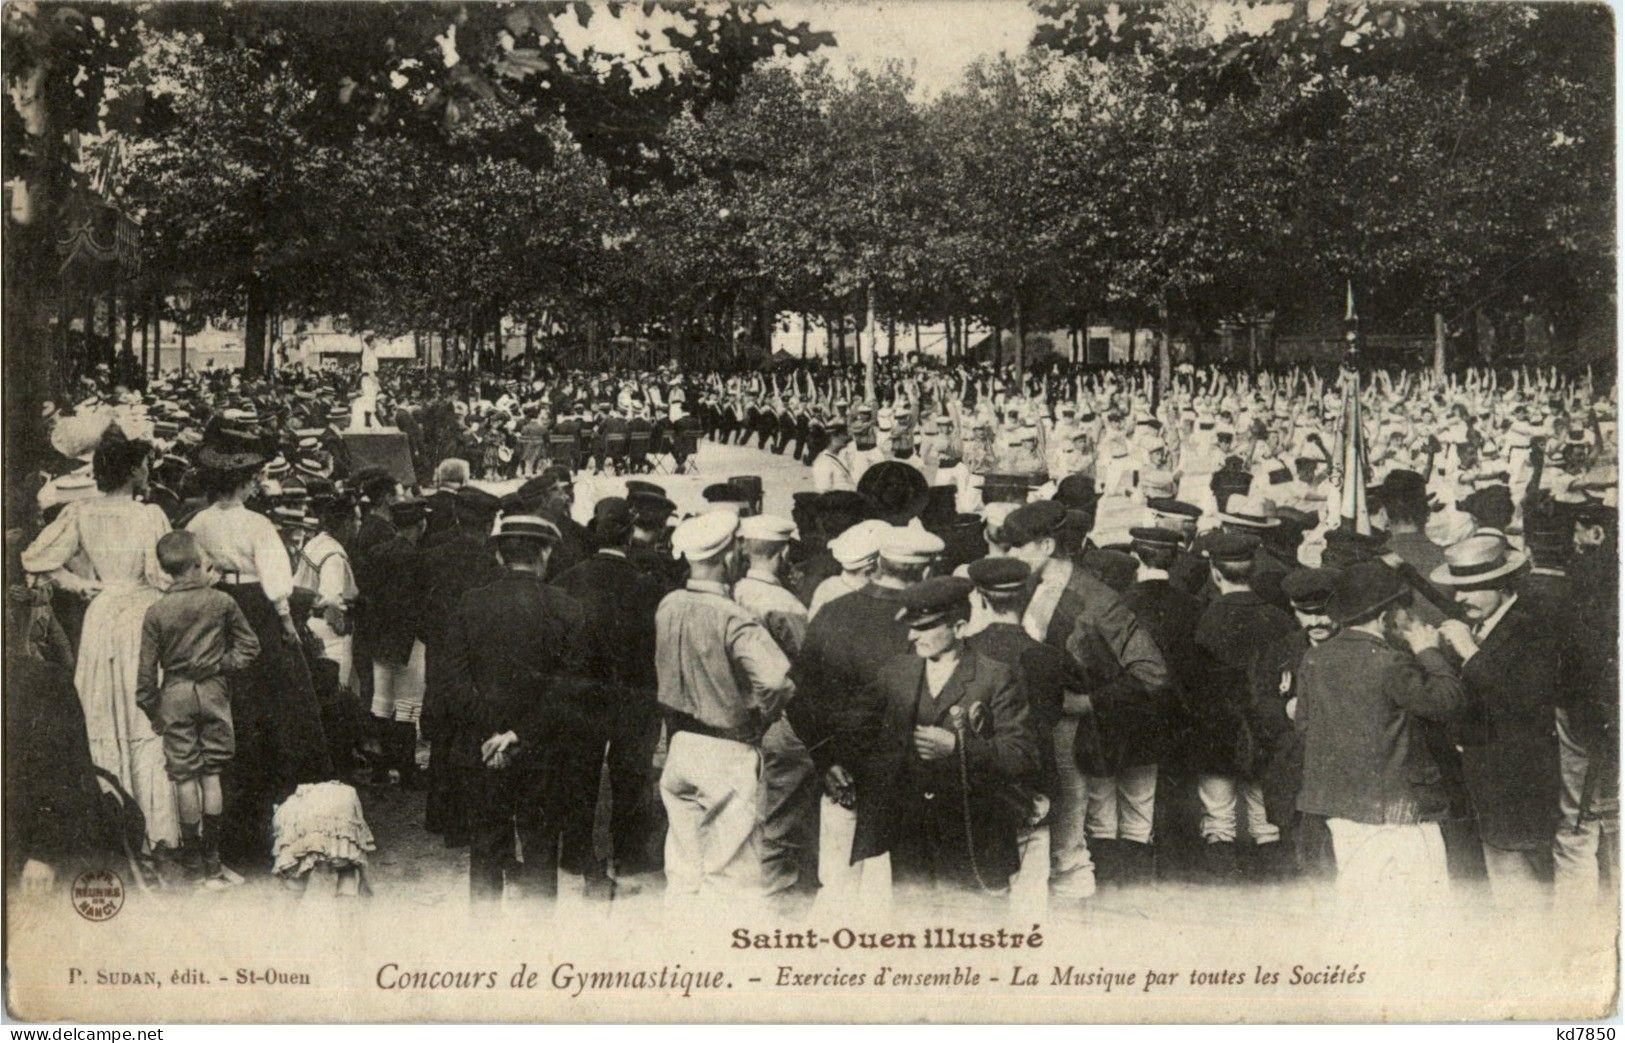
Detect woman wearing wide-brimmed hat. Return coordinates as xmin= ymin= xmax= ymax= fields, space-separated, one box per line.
xmin=1432 ymin=534 xmax=1563 ymax=908
xmin=21 ymin=428 xmax=182 ymax=856
xmin=185 ymin=423 xmax=340 ymax=868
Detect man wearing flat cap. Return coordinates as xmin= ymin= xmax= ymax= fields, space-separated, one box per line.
xmin=1103 ymin=527 xmax=1203 ymax=884
xmin=1246 ymin=567 xmax=1342 ymax=878
xmin=1293 ymin=561 xmax=1468 ymax=902
xmin=793 ymin=524 xmax=945 ymax=910
xmin=847 ymin=576 xmax=1042 ymax=899
xmin=656 ymin=510 xmax=795 ymax=906
xmin=1189 ymin=530 xmax=1296 ymax=877
xmin=964 ymin=557 xmax=1079 ymax=905
xmin=1004 ymin=498 xmax=1169 ymax=902
xmin=552 ymin=497 xmax=669 ymax=892
xmin=445 ymin=513 xmax=595 ymax=902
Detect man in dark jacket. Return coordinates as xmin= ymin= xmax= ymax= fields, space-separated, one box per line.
xmin=1112 ymin=528 xmax=1204 ymax=882
xmin=1431 ymin=535 xmax=1562 ymax=906
xmin=1295 ymin=562 xmax=1467 ymax=902
xmin=357 ymin=498 xmax=429 ymax=786
xmin=793 ymin=526 xmax=943 ymax=908
xmin=849 ymin=576 xmax=1042 ymax=898
xmin=418 ymin=487 xmax=506 ymax=843
xmin=1551 ymin=499 xmax=1619 ymax=905
xmin=1005 ymin=499 xmax=1168 ymax=901
xmin=965 ymin=558 xmax=1083 ymax=899
xmin=1247 ymin=567 xmax=1341 ymax=879
xmin=421 ymin=457 xmax=470 ymax=546
xmin=552 ymin=497 xmax=667 ymax=888
xmin=1191 ymin=531 xmax=1297 ymax=877
xmin=444 ymin=514 xmax=596 ymax=902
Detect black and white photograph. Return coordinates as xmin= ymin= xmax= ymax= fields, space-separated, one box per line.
xmin=2 ymin=0 xmax=1618 ymax=1025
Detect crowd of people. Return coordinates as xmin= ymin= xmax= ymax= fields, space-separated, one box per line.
xmin=5 ymin=351 xmax=1618 ymax=922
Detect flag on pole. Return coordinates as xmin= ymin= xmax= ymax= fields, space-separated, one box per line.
xmin=1338 ymin=281 xmax=1371 ymax=535
xmin=1337 ymin=363 xmax=1371 ymax=535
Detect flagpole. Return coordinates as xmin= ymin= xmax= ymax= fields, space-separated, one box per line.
xmin=1338 ymin=280 xmax=1371 ymax=536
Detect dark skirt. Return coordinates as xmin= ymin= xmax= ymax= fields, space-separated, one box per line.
xmin=218 ymin=583 xmax=335 ymax=864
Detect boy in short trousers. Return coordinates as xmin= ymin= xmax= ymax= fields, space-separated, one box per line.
xmin=136 ymin=531 xmax=261 ymax=885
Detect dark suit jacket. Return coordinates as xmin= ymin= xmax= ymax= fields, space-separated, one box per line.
xmin=847 ymin=651 xmax=1041 ymax=876
xmin=538 ymin=506 xmax=589 ymax=582
xmin=551 ymin=550 xmax=664 ymax=726
xmin=1248 ymin=628 xmax=1311 ymax=826
xmin=442 ymin=571 xmax=596 ymax=783
xmin=1295 ymin=629 xmax=1467 ymax=825
xmin=356 ymin=535 xmax=425 ymax=665
xmin=1454 ymin=599 xmax=1563 ymax=850
xmin=1191 ymin=589 xmax=1296 ymax=775
xmin=968 ymin=623 xmax=1075 ymax=797
xmin=422 ymin=488 xmax=462 ymax=543
xmin=1029 ymin=561 xmax=1169 ymax=773
xmin=789 ymin=584 xmax=912 ymax=773
xmin=1114 ymin=578 xmax=1201 ymax=770
xmin=418 ymin=531 xmax=505 ymax=735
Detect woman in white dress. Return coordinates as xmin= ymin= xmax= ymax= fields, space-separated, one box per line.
xmin=21 ymin=432 xmax=180 ymax=853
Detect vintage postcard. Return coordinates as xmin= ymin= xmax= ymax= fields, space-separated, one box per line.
xmin=3 ymin=0 xmax=1618 ymax=1024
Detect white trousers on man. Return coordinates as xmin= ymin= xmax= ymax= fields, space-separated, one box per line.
xmin=660 ymin=731 xmax=765 ymax=908
xmin=1086 ymin=765 xmax=1158 ymax=843
xmin=1197 ymin=775 xmax=1278 ymax=844
xmin=371 ymin=638 xmax=425 ymax=723
xmin=1050 ymin=721 xmax=1097 ymax=898
xmin=1326 ymin=818 xmax=1448 ymax=900
xmin=1553 ymin=707 xmax=1617 ymax=908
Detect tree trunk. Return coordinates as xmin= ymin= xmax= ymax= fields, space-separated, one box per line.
xmin=801 ymin=313 xmax=809 ymax=359
xmin=991 ymin=320 xmax=1002 ymax=369
xmin=913 ymin=320 xmax=921 ymax=356
xmin=1433 ymin=311 xmax=1447 ymax=379
xmin=1013 ymin=297 xmax=1026 ymax=383
xmin=1156 ymin=293 xmax=1173 ymax=395
xmin=244 ymin=277 xmax=269 ymax=380
xmin=887 ymin=314 xmax=896 ymax=358
xmin=122 ymin=291 xmax=135 ymax=383
xmin=139 ymin=296 xmax=150 ymax=377
xmin=152 ymin=294 xmax=163 ymax=378
xmin=863 ymin=283 xmax=876 ymax=403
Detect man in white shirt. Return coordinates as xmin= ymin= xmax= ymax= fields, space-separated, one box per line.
xmin=732 ymin=514 xmax=816 ymax=903
xmin=811 ymin=424 xmax=856 ymax=493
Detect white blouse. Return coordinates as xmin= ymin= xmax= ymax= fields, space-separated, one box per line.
xmin=21 ymin=495 xmax=170 ymax=593
xmin=186 ymin=501 xmax=295 ymax=606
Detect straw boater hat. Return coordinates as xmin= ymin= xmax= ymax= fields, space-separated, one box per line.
xmin=1429 ymin=534 xmax=1528 ymax=588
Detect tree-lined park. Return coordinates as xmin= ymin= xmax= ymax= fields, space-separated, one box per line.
xmin=5 ymin=0 xmax=1613 ymax=404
